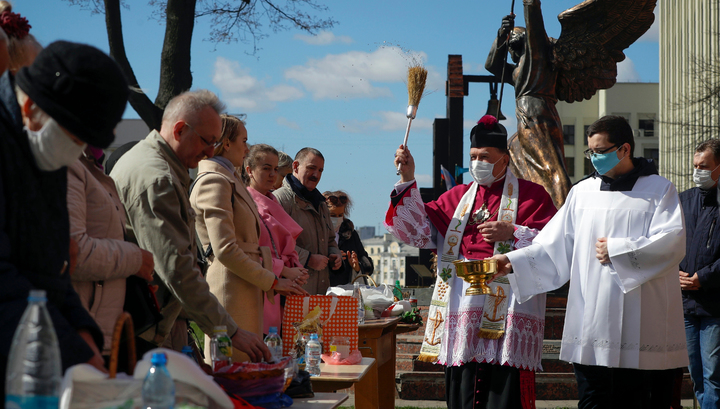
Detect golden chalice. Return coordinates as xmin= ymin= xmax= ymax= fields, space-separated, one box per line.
xmin=452 ymin=259 xmax=497 ymax=296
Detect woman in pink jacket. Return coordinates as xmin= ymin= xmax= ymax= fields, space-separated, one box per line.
xmin=246 ymin=144 xmax=309 ymax=333
xmin=67 ymin=147 xmax=154 ymax=359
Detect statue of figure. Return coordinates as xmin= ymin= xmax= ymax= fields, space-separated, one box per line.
xmin=485 ymin=0 xmax=657 ymax=208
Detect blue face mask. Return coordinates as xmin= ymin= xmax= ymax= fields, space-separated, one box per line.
xmin=591 ymin=147 xmax=625 ymax=176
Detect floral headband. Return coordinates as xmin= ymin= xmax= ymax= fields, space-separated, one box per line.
xmin=0 ymin=11 xmax=31 ymax=40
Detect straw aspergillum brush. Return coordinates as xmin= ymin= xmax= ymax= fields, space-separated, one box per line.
xmin=396 ymin=64 xmax=428 ymax=175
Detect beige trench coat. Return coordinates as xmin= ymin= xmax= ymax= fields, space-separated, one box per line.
xmin=191 ymin=159 xmax=276 ymax=362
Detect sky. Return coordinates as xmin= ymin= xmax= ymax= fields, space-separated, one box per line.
xmin=23 ymin=0 xmax=659 ymax=233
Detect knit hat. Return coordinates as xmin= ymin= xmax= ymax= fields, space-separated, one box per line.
xmin=15 ymin=41 xmax=129 ymax=149
xmin=470 ymin=115 xmax=507 ymax=150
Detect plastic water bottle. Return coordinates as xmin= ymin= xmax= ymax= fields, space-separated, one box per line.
xmin=353 ymin=282 xmax=365 ymax=324
xmin=264 ymin=327 xmax=283 ymax=362
xmin=180 ymin=345 xmax=197 ymax=364
xmin=210 ymin=325 xmax=232 ymax=373
xmin=305 ymin=333 xmax=322 ymax=377
xmin=142 ymin=352 xmax=175 ymax=409
xmin=5 ymin=289 xmax=62 ymax=409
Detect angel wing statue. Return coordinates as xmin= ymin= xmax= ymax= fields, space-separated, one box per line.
xmin=485 ymin=0 xmax=657 ymax=208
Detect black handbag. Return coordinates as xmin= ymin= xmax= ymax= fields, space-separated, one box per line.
xmin=123 ymin=275 xmax=163 ymax=335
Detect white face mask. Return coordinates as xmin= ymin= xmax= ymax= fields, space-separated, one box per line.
xmin=26 ymin=118 xmax=85 ymax=171
xmin=470 ymin=158 xmax=503 ymax=186
xmin=693 ymin=165 xmax=720 ymax=190
xmin=331 ymin=216 xmax=343 ymax=232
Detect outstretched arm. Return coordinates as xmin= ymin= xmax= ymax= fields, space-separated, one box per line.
xmin=485 ymin=14 xmax=516 ymax=85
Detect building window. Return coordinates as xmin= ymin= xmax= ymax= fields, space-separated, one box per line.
xmin=370 ymin=248 xmax=374 ymax=254
xmin=644 ymin=148 xmax=659 ymax=167
xmin=638 ymin=115 xmax=655 ymax=137
xmin=383 ymin=259 xmax=388 ymax=266
xmin=564 ymin=156 xmax=575 ymax=177
xmin=563 ymin=124 xmax=575 ymax=145
xmin=583 ymin=125 xmax=590 ymax=145
xmin=400 ymin=272 xmax=404 ymax=279
xmin=383 ymin=272 xmax=387 ymax=280
xmin=392 ymin=260 xmax=396 ymax=268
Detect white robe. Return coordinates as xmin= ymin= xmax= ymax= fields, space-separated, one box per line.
xmin=506 ymin=174 xmax=688 ymax=370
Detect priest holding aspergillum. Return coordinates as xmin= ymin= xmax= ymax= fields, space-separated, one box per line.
xmin=386 ymin=115 xmax=557 ymax=409
xmin=491 ymin=115 xmax=688 ymax=408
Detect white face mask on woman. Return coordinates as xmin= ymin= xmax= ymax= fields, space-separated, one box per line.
xmin=469 ymin=158 xmax=502 ymax=187
xmin=26 ymin=118 xmax=85 ymax=171
xmin=331 ymin=216 xmax=343 ymax=232
xmin=693 ymin=165 xmax=720 ymax=190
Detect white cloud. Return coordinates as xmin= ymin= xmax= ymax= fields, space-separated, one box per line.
xmin=638 ymin=17 xmax=659 ymax=42
xmin=616 ymin=57 xmax=641 ymax=82
xmin=284 ymin=46 xmax=430 ymax=100
xmin=212 ymin=57 xmax=304 ymax=111
xmin=294 ymin=31 xmax=353 ymax=45
xmin=336 ymin=111 xmax=433 ymax=134
xmin=416 ymin=174 xmax=432 ymax=185
xmin=276 ymin=117 xmax=300 ymax=130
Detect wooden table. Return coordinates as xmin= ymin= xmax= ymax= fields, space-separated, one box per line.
xmin=292 ymin=392 xmax=348 ymax=409
xmin=310 ymin=357 xmax=377 ymax=409
xmin=357 ymin=317 xmax=401 ymax=409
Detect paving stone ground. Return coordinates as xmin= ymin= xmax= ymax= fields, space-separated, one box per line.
xmin=338 ymin=396 xmax=698 ymax=408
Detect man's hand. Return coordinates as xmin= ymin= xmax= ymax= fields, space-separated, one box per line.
xmin=329 ymin=253 xmax=343 ymax=270
xmin=135 ymin=249 xmax=155 ymax=281
xmin=78 ymin=329 xmax=107 ymax=373
xmin=487 ymin=255 xmax=512 ymax=283
xmin=499 ymin=14 xmax=515 ymax=38
xmin=282 ymin=266 xmax=309 ymax=285
xmin=679 ymin=271 xmax=701 ymax=291
xmin=394 ymin=145 xmax=415 ymax=183
xmin=307 ymin=254 xmax=329 ymax=270
xmin=477 ymin=221 xmax=515 ymax=243
xmin=347 ymin=251 xmax=360 ymax=272
xmin=595 ymin=237 xmax=610 ymax=264
xmin=231 ymin=329 xmax=272 ymax=362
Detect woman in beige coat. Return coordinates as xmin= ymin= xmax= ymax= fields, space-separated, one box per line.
xmin=67 ymin=148 xmax=155 ymax=358
xmin=191 ymin=115 xmax=306 ymax=362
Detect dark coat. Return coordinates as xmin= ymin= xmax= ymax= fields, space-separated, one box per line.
xmin=330 ymin=218 xmax=374 ymax=286
xmin=679 ymin=186 xmax=720 ymax=316
xmin=0 ymin=72 xmax=103 ymax=379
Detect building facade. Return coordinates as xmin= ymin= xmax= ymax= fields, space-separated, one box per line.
xmin=556 ymin=83 xmax=659 ymax=183
xmin=362 ymin=233 xmax=418 ymax=287
xmin=659 ymin=1 xmax=720 ymax=193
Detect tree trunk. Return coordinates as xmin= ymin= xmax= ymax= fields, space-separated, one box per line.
xmin=104 ymin=0 xmax=163 ymax=131
xmin=156 ymin=0 xmax=196 ymax=110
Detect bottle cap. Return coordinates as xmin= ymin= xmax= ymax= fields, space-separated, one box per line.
xmin=150 ymin=352 xmax=168 ymax=365
xmin=269 ymin=326 xmax=277 ymax=334
xmin=28 ymin=289 xmax=47 ymax=302
xmin=310 ymin=333 xmax=318 ymax=340
xmin=213 ymin=325 xmax=227 ymax=332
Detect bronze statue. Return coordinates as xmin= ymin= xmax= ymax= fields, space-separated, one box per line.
xmin=485 ymin=0 xmax=657 ymax=208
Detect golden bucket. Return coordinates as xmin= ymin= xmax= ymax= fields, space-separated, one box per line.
xmin=452 ymin=259 xmax=497 ymax=296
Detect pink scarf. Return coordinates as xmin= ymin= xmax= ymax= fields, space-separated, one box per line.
xmin=248 ymin=187 xmax=304 ymax=334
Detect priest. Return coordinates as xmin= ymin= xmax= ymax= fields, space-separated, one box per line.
xmin=490 ymin=115 xmax=688 ymax=408
xmin=387 ymin=115 xmax=557 ymax=409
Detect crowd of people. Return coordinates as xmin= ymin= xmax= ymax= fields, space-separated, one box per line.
xmin=2 ymin=4 xmax=720 ymax=409
xmin=0 ymin=5 xmax=376 ymax=396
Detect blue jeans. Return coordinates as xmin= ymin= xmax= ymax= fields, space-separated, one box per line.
xmin=686 ymin=315 xmax=720 ymax=409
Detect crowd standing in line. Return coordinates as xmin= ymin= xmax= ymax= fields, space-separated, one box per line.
xmin=0 ymin=6 xmax=719 ymax=409
xmin=191 ymin=114 xmax=306 ymax=362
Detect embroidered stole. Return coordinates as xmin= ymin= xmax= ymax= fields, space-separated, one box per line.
xmin=417 ymin=169 xmax=519 ymax=363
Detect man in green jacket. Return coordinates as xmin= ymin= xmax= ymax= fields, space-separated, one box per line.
xmin=111 ymin=89 xmax=270 ymax=361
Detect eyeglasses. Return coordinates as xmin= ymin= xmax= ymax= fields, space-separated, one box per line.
xmin=583 ymin=144 xmax=621 ymax=160
xmin=185 ymin=123 xmax=222 ymax=149
xmin=326 ymin=195 xmax=348 ymax=206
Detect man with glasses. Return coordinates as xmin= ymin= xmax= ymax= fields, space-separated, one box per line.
xmin=491 ymin=115 xmax=688 ymax=408
xmin=111 ymin=90 xmax=271 ymax=362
